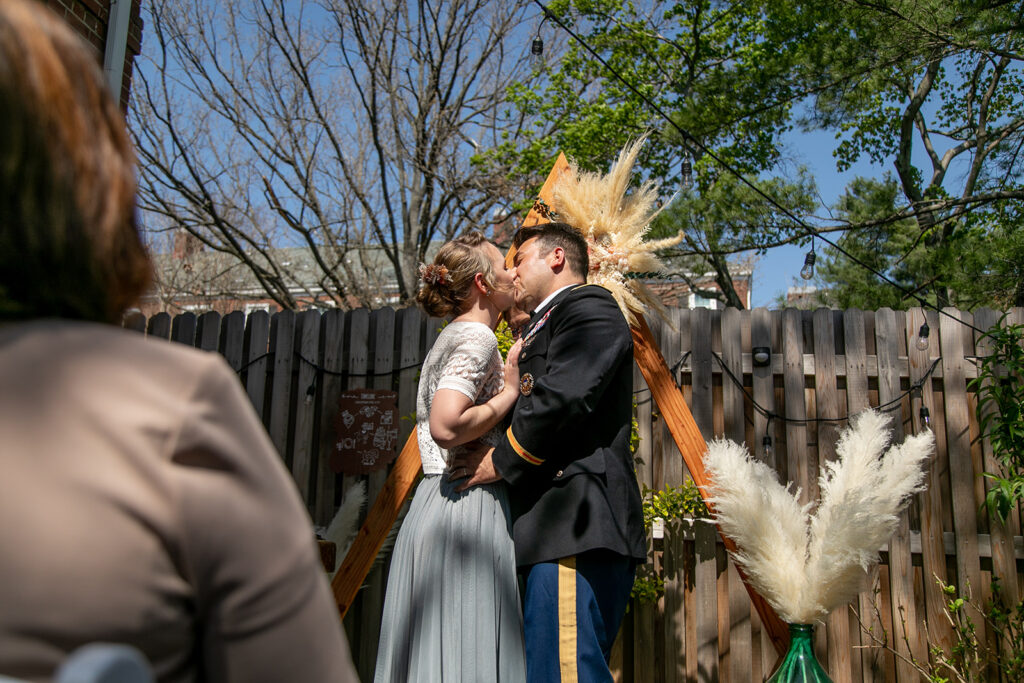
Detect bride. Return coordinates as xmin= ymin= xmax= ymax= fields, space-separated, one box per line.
xmin=374 ymin=231 xmax=526 ymax=682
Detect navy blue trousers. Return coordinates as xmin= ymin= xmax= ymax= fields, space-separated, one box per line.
xmin=522 ymin=549 xmax=637 ymax=682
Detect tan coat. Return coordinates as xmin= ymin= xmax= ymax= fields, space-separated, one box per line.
xmin=0 ymin=320 xmax=357 ymax=682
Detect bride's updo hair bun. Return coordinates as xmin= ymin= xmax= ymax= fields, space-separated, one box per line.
xmin=416 ymin=230 xmax=495 ymax=318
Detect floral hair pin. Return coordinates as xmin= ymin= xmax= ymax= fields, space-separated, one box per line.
xmin=419 ymin=263 xmax=451 ymax=286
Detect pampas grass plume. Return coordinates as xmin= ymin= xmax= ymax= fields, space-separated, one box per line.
xmin=324 ymin=480 xmax=366 ymax=578
xmin=551 ymin=134 xmax=683 ymax=326
xmin=704 ymin=409 xmax=933 ymax=624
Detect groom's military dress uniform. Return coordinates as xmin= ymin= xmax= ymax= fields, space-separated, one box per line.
xmin=493 ymin=283 xmax=646 ymax=682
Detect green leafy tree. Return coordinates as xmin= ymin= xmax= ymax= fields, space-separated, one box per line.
xmin=801 ymin=0 xmax=1024 ymax=308
xmin=813 ymin=176 xmax=933 ymax=309
xmin=652 ymin=171 xmax=817 ymax=308
xmin=488 ymin=0 xmax=1024 ymax=309
xmin=479 ymin=0 xmax=825 ymax=308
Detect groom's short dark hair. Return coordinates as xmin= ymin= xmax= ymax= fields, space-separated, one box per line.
xmin=512 ymin=222 xmax=589 ymax=279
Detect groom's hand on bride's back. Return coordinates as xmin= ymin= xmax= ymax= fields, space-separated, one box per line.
xmin=449 ymin=444 xmax=501 ymax=492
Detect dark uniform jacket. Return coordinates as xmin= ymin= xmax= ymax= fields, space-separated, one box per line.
xmin=492 ymin=283 xmax=647 ymax=567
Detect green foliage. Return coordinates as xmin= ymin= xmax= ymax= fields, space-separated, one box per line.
xmin=801 ymin=0 xmax=1024 ymax=307
xmin=477 ymin=0 xmax=829 ymax=307
xmin=640 ymin=482 xmax=709 ymax=529
xmin=495 ymin=319 xmax=515 ymax=360
xmin=631 ymin=481 xmax=709 ymax=603
xmin=630 ymin=571 xmax=664 ymax=604
xmin=485 ymin=0 xmax=1024 ymax=310
xmin=923 ymin=578 xmax=1024 ymax=682
xmin=813 ymin=176 xmax=932 ymax=310
xmin=970 ymin=316 xmax=1024 ymax=522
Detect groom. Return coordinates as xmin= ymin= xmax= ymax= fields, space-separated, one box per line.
xmin=452 ymin=222 xmax=646 ymax=682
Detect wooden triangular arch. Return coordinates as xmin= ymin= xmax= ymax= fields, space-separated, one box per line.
xmin=330 ymin=154 xmax=790 ymax=656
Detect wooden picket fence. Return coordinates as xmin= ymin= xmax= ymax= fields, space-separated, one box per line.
xmin=125 ymin=305 xmax=1024 ymax=682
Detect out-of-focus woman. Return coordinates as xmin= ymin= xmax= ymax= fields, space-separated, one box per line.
xmin=0 ymin=2 xmax=357 ymax=681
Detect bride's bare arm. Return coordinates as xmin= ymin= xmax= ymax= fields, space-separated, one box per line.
xmin=429 ymin=339 xmax=522 ymax=449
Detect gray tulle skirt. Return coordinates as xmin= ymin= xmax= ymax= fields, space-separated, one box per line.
xmin=374 ymin=475 xmax=526 ymax=682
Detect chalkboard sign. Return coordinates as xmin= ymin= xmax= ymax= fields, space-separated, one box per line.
xmin=331 ymin=389 xmax=400 ymax=474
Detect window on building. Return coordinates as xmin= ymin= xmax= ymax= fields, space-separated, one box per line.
xmin=689 ymin=293 xmax=718 ymax=310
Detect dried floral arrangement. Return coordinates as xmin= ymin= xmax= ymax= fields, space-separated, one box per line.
xmin=550 ymin=135 xmax=683 ymax=325
xmin=703 ymin=410 xmax=934 ymax=624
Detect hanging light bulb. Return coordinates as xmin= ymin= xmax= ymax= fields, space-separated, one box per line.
xmin=919 ymin=405 xmax=931 ymax=429
xmin=915 ymin=322 xmax=930 ymax=351
xmin=531 ymin=11 xmax=550 ymax=67
xmin=762 ymin=435 xmax=774 ymax=461
xmin=799 ymin=248 xmax=816 ymax=280
xmin=304 ymin=382 xmax=316 ymax=406
xmin=681 ymin=155 xmax=694 ymax=190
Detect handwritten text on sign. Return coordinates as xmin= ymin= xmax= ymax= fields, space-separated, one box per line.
xmin=331 ymin=389 xmax=399 ymax=474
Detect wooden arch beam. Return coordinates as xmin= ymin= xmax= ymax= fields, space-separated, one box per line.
xmin=330 ymin=154 xmax=789 ymax=656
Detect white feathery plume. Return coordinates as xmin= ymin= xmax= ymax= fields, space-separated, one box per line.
xmin=704 ymin=439 xmax=811 ymax=623
xmin=550 ymin=134 xmax=683 ymax=326
xmin=704 ymin=409 xmax=934 ymax=624
xmin=324 ymin=480 xmax=367 ymax=578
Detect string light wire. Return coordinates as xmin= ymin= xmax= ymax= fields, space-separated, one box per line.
xmin=666 ymin=346 xmax=943 ymax=426
xmin=531 ymin=0 xmax=988 ymax=335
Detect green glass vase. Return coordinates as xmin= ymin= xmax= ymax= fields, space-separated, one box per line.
xmin=767 ymin=623 xmax=833 ymax=682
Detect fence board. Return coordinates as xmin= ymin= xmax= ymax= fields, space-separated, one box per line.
xmin=124 ymin=310 xmax=146 ymax=333
xmin=289 ymin=310 xmax=320 ymax=503
xmin=314 ymin=310 xmax=346 ymax=526
xmin=146 ymin=311 xmax=170 ymax=340
xmin=171 ymin=311 xmax=196 ymax=346
xmin=688 ymin=309 xmax=718 ymax=680
xmin=219 ymin=311 xmax=244 ymax=371
xmin=663 ymin=308 xmax=687 ymax=489
xmin=842 ymin=309 xmax=877 ymax=681
xmin=940 ymin=307 xmax=986 ymax=653
xmin=974 ymin=308 xmax=1021 ymax=609
xmin=695 ymin=519 xmax=718 ymax=682
xmin=267 ymin=311 xmax=296 ymax=465
xmin=196 ymin=311 xmax=220 ymax=352
xmin=339 ymin=307 xmax=370 ymax=670
xmin=242 ymin=310 xmax=270 ymax=420
xmin=635 ymin=312 xmax=667 ymax=683
xmin=810 ymin=309 xmax=851 ymax=682
xmin=750 ymin=308 xmax=775 ymax=676
xmin=633 ymin=360 xmax=657 ymax=683
xmin=782 ymin=309 xmax=809 ymax=503
xmin=664 ymin=526 xmax=686 ymax=683
xmin=906 ymin=307 xmax=952 ymax=655
xmin=875 ymin=308 xmax=923 ymax=680
xmin=356 ymin=307 xmax=397 ymax=683
xmin=720 ymin=308 xmax=750 ymax=683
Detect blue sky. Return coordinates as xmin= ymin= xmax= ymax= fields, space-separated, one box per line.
xmin=750 ymin=127 xmax=887 ymax=308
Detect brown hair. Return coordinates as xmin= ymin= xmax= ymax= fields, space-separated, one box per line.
xmin=0 ymin=0 xmax=151 ymax=322
xmin=416 ymin=231 xmax=496 ymax=318
xmin=512 ymin=222 xmax=589 ymax=278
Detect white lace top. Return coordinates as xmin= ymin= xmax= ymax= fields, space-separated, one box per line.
xmin=416 ymin=321 xmax=505 ymax=475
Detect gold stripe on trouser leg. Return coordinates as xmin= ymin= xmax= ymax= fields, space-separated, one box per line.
xmin=557 ymin=556 xmax=578 ymax=683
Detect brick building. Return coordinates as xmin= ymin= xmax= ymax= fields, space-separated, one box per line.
xmin=36 ymin=0 xmax=143 ymax=110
